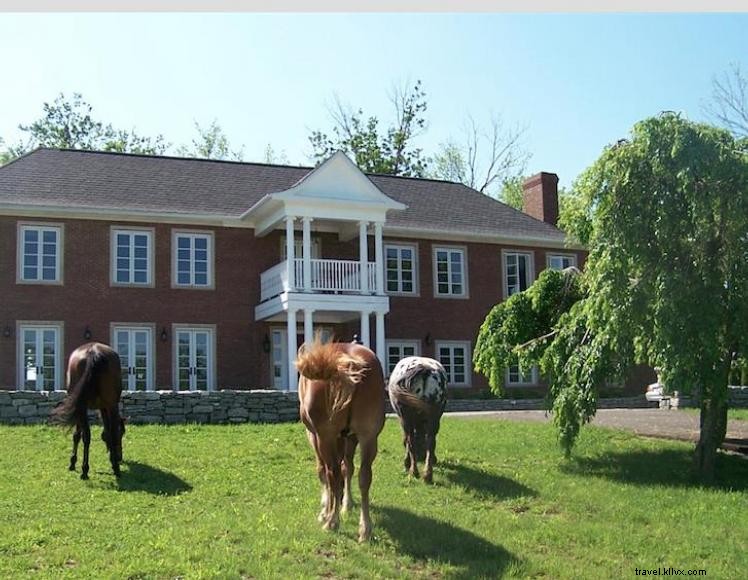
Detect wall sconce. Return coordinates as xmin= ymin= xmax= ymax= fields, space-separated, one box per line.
xmin=83 ymin=326 xmax=92 ymax=340
xmin=352 ymin=334 xmax=363 ymax=345
xmin=262 ymin=334 xmax=271 ymax=353
xmin=3 ymin=326 xmax=11 ymax=338
xmin=160 ymin=327 xmax=168 ymax=342
xmin=424 ymin=332 xmax=432 ymax=346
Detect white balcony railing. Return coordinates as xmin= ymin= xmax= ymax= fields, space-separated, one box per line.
xmin=260 ymin=258 xmax=380 ymax=302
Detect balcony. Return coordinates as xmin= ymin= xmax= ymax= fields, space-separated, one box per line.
xmin=260 ymin=258 xmax=379 ymax=302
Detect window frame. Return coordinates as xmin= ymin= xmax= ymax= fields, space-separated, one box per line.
xmin=432 ymin=245 xmax=468 ymax=299
xmin=16 ymin=222 xmax=64 ymax=285
xmin=385 ymin=339 xmax=421 ymax=376
xmin=384 ymin=242 xmax=419 ymax=296
xmin=546 ymin=253 xmax=578 ymax=271
xmin=110 ymin=226 xmax=155 ymax=288
xmin=110 ymin=323 xmax=156 ymax=392
xmin=502 ymin=249 xmax=535 ymax=299
xmin=434 ymin=340 xmax=472 ymax=387
xmin=171 ymin=229 xmax=215 ymax=289
xmin=171 ymin=323 xmax=217 ymax=392
xmin=16 ymin=320 xmax=64 ymax=391
xmin=506 ymin=364 xmax=540 ymax=387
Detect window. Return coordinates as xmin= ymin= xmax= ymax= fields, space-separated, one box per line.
xmin=17 ymin=323 xmax=63 ymax=390
xmin=435 ymin=341 xmax=471 ymax=386
xmin=547 ymin=254 xmax=577 ymax=270
xmin=112 ymin=325 xmax=154 ymax=391
xmin=173 ymin=231 xmax=214 ymax=288
xmin=385 ymin=244 xmax=417 ymax=294
xmin=112 ymin=228 xmax=153 ymax=286
xmin=507 ymin=364 xmax=539 ymax=386
xmin=503 ymin=251 xmax=534 ymax=297
xmin=18 ymin=224 xmax=62 ymax=283
xmin=174 ymin=326 xmax=215 ymax=391
xmin=385 ymin=340 xmax=420 ymax=376
xmin=433 ymin=247 xmax=467 ymax=297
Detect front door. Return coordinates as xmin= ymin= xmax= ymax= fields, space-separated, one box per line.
xmin=114 ymin=326 xmax=153 ymax=391
xmin=176 ymin=328 xmax=214 ymax=391
xmin=19 ymin=325 xmax=61 ymax=391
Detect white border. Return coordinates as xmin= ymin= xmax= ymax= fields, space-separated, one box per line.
xmin=110 ymin=226 xmax=156 ymax=288
xmin=171 ymin=229 xmax=216 ymax=290
xmin=110 ymin=323 xmax=156 ymax=392
xmin=171 ymin=324 xmax=217 ymax=391
xmin=433 ymin=339 xmax=472 ymax=387
xmin=16 ymin=221 xmax=64 ymax=285
xmin=16 ymin=321 xmax=64 ymax=391
xmin=432 ymin=245 xmax=469 ymax=299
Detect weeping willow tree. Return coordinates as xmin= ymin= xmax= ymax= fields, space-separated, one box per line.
xmin=475 ymin=113 xmax=748 ymax=482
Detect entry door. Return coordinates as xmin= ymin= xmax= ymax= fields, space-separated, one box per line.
xmin=114 ymin=327 xmax=153 ymax=391
xmin=271 ymin=327 xmax=333 ymax=390
xmin=19 ymin=325 xmax=61 ymax=391
xmin=176 ymin=329 xmax=214 ymax=391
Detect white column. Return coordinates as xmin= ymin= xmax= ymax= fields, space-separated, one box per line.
xmin=375 ymin=311 xmax=386 ymax=370
xmin=303 ymin=308 xmax=314 ymax=346
xmin=359 ymin=220 xmax=369 ymax=294
xmin=302 ymin=217 xmax=312 ymax=292
xmin=360 ymin=311 xmax=370 ymax=348
xmin=287 ymin=308 xmax=298 ymax=391
xmin=285 ymin=216 xmax=296 ymax=291
xmin=374 ymin=221 xmax=384 ymax=295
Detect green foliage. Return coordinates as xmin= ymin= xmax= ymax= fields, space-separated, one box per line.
xmin=176 ymin=120 xmax=244 ymax=161
xmin=309 ymin=80 xmax=429 ymax=177
xmin=8 ymin=93 xmax=168 ymax=157
xmin=0 ymin=138 xmax=12 ymax=165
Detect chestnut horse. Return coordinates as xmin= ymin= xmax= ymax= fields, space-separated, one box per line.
xmin=50 ymin=342 xmax=125 ymax=480
xmin=296 ymin=337 xmax=385 ymax=542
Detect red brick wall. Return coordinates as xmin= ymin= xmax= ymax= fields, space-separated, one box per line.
xmin=0 ymin=215 xmax=585 ymax=392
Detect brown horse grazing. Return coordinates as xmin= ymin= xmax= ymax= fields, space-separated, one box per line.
xmin=296 ymin=337 xmax=385 ymax=543
xmin=49 ymin=342 xmax=125 ymax=480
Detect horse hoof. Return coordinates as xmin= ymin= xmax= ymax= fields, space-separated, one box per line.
xmin=423 ymin=473 xmax=433 ymax=485
xmin=68 ymin=465 xmax=76 ymax=472
xmin=358 ymin=526 xmax=372 ymax=543
xmin=80 ymin=473 xmax=89 ymax=481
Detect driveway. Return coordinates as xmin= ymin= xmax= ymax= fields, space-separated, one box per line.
xmin=442 ymin=408 xmax=748 ymax=444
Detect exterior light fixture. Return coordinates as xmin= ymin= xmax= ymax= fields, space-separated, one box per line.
xmin=83 ymin=326 xmax=92 ymax=340
xmin=2 ymin=326 xmax=11 ymax=338
xmin=425 ymin=332 xmax=432 ymax=346
xmin=262 ymin=334 xmax=271 ymax=353
xmin=160 ymin=327 xmax=168 ymax=342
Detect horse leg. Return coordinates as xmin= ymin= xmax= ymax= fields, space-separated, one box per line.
xmin=357 ymin=436 xmax=378 ymax=543
xmin=69 ymin=424 xmax=81 ymax=471
xmin=423 ymin=423 xmax=437 ymax=485
xmin=80 ymin=414 xmax=91 ymax=480
xmin=342 ymin=435 xmax=358 ymax=514
xmin=406 ymin=424 xmax=419 ymax=479
xmin=306 ymin=430 xmax=327 ymax=522
xmin=102 ymin=410 xmax=121 ymax=478
xmin=317 ymin=437 xmax=343 ymax=532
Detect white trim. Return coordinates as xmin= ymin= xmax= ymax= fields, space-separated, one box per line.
xmin=16 ymin=321 xmax=64 ymax=391
xmin=110 ymin=226 xmax=155 ymax=287
xmin=432 ymin=245 xmax=469 ymax=299
xmin=384 ymin=339 xmax=421 ymax=376
xmin=110 ymin=323 xmax=156 ymax=391
xmin=383 ymin=225 xmax=581 ymax=250
xmin=502 ymin=249 xmax=536 ymax=300
xmin=546 ymin=253 xmax=578 ymax=270
xmin=433 ymin=340 xmax=472 ymax=387
xmin=16 ymin=221 xmax=64 ymax=285
xmin=171 ymin=324 xmax=216 ymax=391
xmin=506 ymin=364 xmax=540 ymax=387
xmin=384 ymin=241 xmax=419 ymax=296
xmin=171 ymin=229 xmax=215 ymax=289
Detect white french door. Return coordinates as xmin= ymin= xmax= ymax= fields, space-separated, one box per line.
xmin=270 ymin=327 xmax=333 ymax=390
xmin=19 ymin=324 xmax=61 ymax=391
xmin=113 ymin=326 xmax=154 ymax=391
xmin=175 ymin=328 xmax=214 ymax=391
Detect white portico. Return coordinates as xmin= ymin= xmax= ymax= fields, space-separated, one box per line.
xmin=247 ymin=152 xmax=406 ymax=390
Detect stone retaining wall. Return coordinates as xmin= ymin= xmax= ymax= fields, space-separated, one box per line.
xmin=661 ymin=386 xmax=748 ymax=409
xmin=0 ymin=390 xmax=659 ymax=426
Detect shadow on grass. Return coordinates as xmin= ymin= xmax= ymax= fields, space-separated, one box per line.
xmin=117 ymin=461 xmax=192 ymax=496
xmin=561 ymin=448 xmax=748 ymax=492
xmin=376 ymin=505 xmax=523 ymax=579
xmin=440 ymin=461 xmax=538 ymax=500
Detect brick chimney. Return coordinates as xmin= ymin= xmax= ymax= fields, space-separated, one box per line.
xmin=522 ymin=172 xmax=559 ymax=226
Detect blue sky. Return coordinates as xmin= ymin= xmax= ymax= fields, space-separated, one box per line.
xmin=0 ymin=13 xmax=745 ymax=186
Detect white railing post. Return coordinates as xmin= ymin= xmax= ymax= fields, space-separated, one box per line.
xmin=359 ymin=221 xmax=369 ymax=294
xmin=285 ymin=216 xmax=296 ymax=291
xmin=374 ymin=222 xmax=384 ymax=295
xmin=302 ymin=217 xmax=312 ymax=292
xmin=287 ymin=308 xmax=298 ymax=391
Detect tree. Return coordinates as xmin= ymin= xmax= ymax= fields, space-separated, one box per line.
xmin=6 ymin=93 xmax=168 ymax=158
xmin=263 ymin=143 xmax=290 ymax=165
xmin=0 ymin=138 xmax=13 ymax=165
xmin=475 ymin=113 xmax=748 ymax=482
xmin=176 ymin=120 xmax=244 ymax=161
xmin=705 ymin=62 xmax=748 ymax=139
xmin=308 ymin=80 xmax=429 ymax=177
xmin=432 ymin=115 xmax=530 ymax=199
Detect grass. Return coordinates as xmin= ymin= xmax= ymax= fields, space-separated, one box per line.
xmin=678 ymin=407 xmax=748 ymax=422
xmin=1 ymin=419 xmax=747 ymax=579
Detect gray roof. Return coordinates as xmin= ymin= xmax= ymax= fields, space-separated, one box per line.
xmin=0 ymin=148 xmax=566 ymax=241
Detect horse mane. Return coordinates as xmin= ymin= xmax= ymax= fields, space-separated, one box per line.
xmin=295 ymin=336 xmax=367 ymax=418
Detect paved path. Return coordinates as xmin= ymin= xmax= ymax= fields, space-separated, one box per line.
xmin=440 ymin=408 xmax=748 ymax=443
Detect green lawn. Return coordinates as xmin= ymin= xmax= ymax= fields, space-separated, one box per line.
xmin=679 ymin=407 xmax=748 ymax=422
xmin=1 ymin=419 xmax=746 ymax=579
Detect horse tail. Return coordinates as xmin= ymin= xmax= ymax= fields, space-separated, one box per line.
xmin=49 ymin=348 xmax=100 ymax=426
xmin=388 ymin=380 xmax=433 ymax=413
xmin=296 ymin=339 xmax=366 ymax=418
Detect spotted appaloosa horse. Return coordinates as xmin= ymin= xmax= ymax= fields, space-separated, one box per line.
xmin=50 ymin=342 xmax=125 ymax=480
xmin=388 ymin=356 xmax=448 ymax=484
xmin=296 ymin=337 xmax=385 ymax=542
